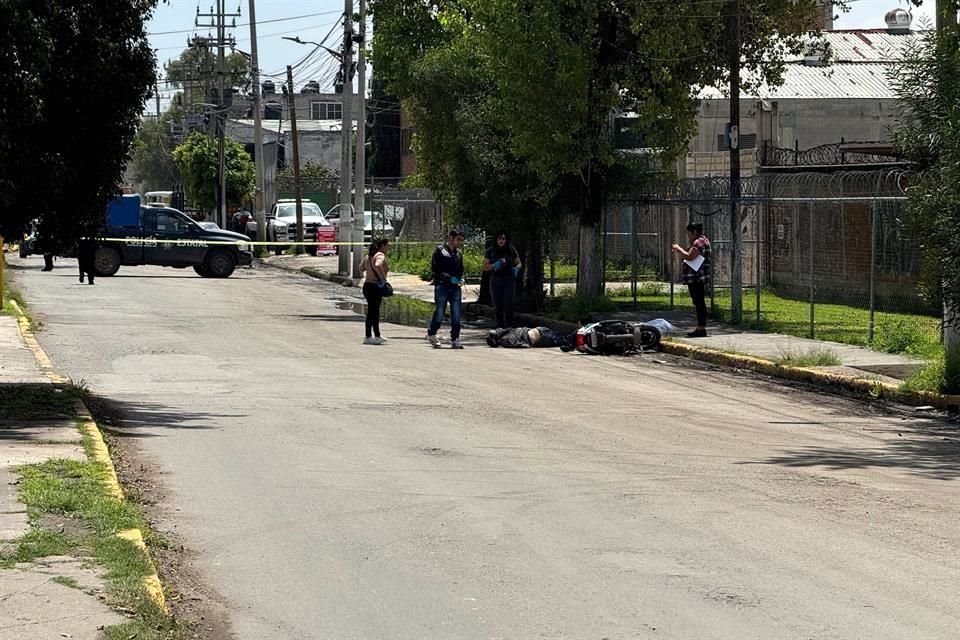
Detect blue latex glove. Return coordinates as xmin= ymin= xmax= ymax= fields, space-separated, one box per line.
xmin=512 ymin=266 xmax=521 ymax=278
xmin=492 ymin=260 xmax=503 ymax=271
xmin=449 ymin=276 xmax=460 ymax=285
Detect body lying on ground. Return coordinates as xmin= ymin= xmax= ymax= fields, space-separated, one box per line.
xmin=486 ymin=327 xmax=571 ymax=349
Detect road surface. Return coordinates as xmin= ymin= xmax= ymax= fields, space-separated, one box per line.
xmin=10 ymin=257 xmax=960 ymax=640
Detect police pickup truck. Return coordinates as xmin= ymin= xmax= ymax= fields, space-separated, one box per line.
xmin=94 ymin=195 xmax=252 ymax=278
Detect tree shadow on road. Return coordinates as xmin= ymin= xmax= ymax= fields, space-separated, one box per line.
xmin=85 ymin=394 xmax=244 ymax=438
xmin=754 ymin=417 xmax=960 ymax=481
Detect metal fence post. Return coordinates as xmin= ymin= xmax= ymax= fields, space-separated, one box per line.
xmin=631 ymin=203 xmax=639 ymax=308
xmin=669 ymin=205 xmax=675 ymax=309
xmin=809 ymin=201 xmax=815 ymax=339
xmin=755 ymin=203 xmax=761 ymax=327
xmin=869 ymin=198 xmax=878 ymax=343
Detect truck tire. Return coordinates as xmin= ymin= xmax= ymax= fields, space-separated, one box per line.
xmin=193 ymin=264 xmax=210 ymax=277
xmin=306 ymin=245 xmax=318 ymax=257
xmin=274 ymin=246 xmax=284 ymax=256
xmin=205 ymin=250 xmax=236 ymax=278
xmin=93 ymin=247 xmax=121 ymax=277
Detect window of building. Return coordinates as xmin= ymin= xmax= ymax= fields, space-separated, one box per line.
xmin=311 ymin=101 xmax=343 ymax=120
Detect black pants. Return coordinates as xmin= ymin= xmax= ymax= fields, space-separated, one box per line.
xmin=491 ymin=277 xmax=516 ymax=328
xmin=362 ymin=282 xmax=383 ymax=338
xmin=688 ymin=282 xmax=708 ymax=328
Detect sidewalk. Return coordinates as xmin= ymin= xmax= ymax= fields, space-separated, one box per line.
xmin=0 ymin=315 xmax=124 ymax=638
xmin=264 ymin=254 xmax=933 ymax=392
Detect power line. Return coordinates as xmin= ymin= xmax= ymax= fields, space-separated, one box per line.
xmin=147 ymin=9 xmax=344 ymax=36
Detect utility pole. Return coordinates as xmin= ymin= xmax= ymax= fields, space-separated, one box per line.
xmin=352 ymin=0 xmax=368 ymax=279
xmin=938 ymin=0 xmax=960 ymax=393
xmin=197 ymin=1 xmax=239 ymax=228
xmin=728 ymin=0 xmax=743 ymax=324
xmin=338 ymin=1 xmax=355 ymax=276
xmin=286 ymin=66 xmax=305 ymax=254
xmin=247 ymin=0 xmax=267 ymax=244
xmin=155 ymin=81 xmax=161 ymax=119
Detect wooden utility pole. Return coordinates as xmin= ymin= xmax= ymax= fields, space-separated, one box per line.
xmin=286 ymin=66 xmax=305 ymax=254
xmin=196 ymin=3 xmax=239 ymax=227
xmin=248 ymin=0 xmax=267 ymax=244
xmin=728 ymin=0 xmax=743 ymax=323
xmin=352 ymin=0 xmax=367 ymax=279
xmin=338 ymin=0 xmax=355 ymax=276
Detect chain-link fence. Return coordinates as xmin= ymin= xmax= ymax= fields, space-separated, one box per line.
xmin=598 ymin=170 xmax=942 ymax=357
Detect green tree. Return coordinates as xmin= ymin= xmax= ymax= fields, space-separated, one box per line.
xmin=0 ymin=0 xmax=158 ymax=246
xmin=372 ymin=0 xmax=835 ymax=296
xmin=892 ymin=14 xmax=960 ymax=393
xmin=172 ymin=131 xmax=255 ymax=213
xmin=164 ymin=45 xmax=251 ymax=108
xmin=130 ymin=117 xmax=181 ymax=194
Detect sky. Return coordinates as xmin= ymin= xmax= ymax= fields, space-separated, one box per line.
xmin=146 ymin=0 xmax=936 ymax=111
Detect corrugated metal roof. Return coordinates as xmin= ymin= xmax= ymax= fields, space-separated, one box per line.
xmin=698 ymin=29 xmax=918 ymax=101
xmin=796 ymin=30 xmax=916 ymax=63
xmin=700 ymin=63 xmax=896 ymax=100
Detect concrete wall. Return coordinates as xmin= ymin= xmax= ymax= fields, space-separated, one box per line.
xmin=693 ymin=98 xmax=898 ymax=154
xmin=296 ymin=131 xmax=342 ymax=172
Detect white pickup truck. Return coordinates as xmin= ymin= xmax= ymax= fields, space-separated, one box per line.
xmin=264 ymin=200 xmax=334 ymax=256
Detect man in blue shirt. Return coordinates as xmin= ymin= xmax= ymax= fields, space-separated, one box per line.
xmin=427 ymin=229 xmax=466 ymax=349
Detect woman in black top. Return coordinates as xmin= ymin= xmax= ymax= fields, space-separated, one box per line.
xmin=483 ymin=231 xmax=522 ymax=328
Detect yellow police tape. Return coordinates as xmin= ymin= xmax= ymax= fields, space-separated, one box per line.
xmin=92 ymin=238 xmax=434 ymax=247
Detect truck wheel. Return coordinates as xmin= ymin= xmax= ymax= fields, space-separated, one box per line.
xmin=306 ymin=245 xmax=318 ymax=257
xmin=205 ymin=250 xmax=236 ymax=278
xmin=274 ymin=246 xmax=284 ymax=256
xmin=193 ymin=264 xmax=210 ymax=277
xmin=93 ymin=247 xmax=121 ymax=277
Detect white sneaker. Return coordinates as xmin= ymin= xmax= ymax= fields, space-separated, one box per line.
xmin=427 ymin=334 xmax=440 ymax=347
xmin=373 ymin=337 xmax=388 ymax=345
xmin=451 ymin=339 xmax=464 ymax=350
xmin=363 ymin=337 xmax=378 ymax=345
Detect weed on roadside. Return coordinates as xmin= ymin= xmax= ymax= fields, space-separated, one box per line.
xmin=901 ymin=355 xmax=948 ymax=394
xmin=773 ymin=347 xmax=842 ymax=368
xmin=0 ymin=454 xmax=194 ymax=637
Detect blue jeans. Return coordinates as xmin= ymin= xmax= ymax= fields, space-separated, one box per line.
xmin=429 ymin=285 xmax=462 ymax=340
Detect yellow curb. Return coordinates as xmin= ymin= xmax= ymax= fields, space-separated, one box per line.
xmin=660 ymin=340 xmax=951 ymax=410
xmin=117 ymin=528 xmax=168 ymax=613
xmin=9 ymin=298 xmax=167 ymax=613
xmin=75 ymin=400 xmax=124 ymax=502
xmin=9 ymin=300 xmax=69 ymax=384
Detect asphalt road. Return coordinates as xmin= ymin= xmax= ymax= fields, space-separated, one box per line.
xmin=10 ymin=256 xmax=960 ymax=640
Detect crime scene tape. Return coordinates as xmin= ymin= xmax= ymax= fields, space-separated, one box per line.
xmin=87 ymin=238 xmax=438 ymax=247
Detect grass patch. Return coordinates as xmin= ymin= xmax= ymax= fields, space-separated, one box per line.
xmin=773 ymin=346 xmax=842 ymax=368
xmin=543 ymin=291 xmax=618 ymax=323
xmin=900 ymin=354 xmax=950 ymax=394
xmin=607 ymin=287 xmax=943 ymax=358
xmin=0 ymin=448 xmax=192 ymax=637
xmin=51 ymin=575 xmax=81 ymax=589
xmin=0 ymin=384 xmax=83 ymax=421
xmin=1 ymin=285 xmax=27 ymax=317
xmin=17 ymin=458 xmax=145 ymax=535
xmin=1 ymin=528 xmax=77 ymax=566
